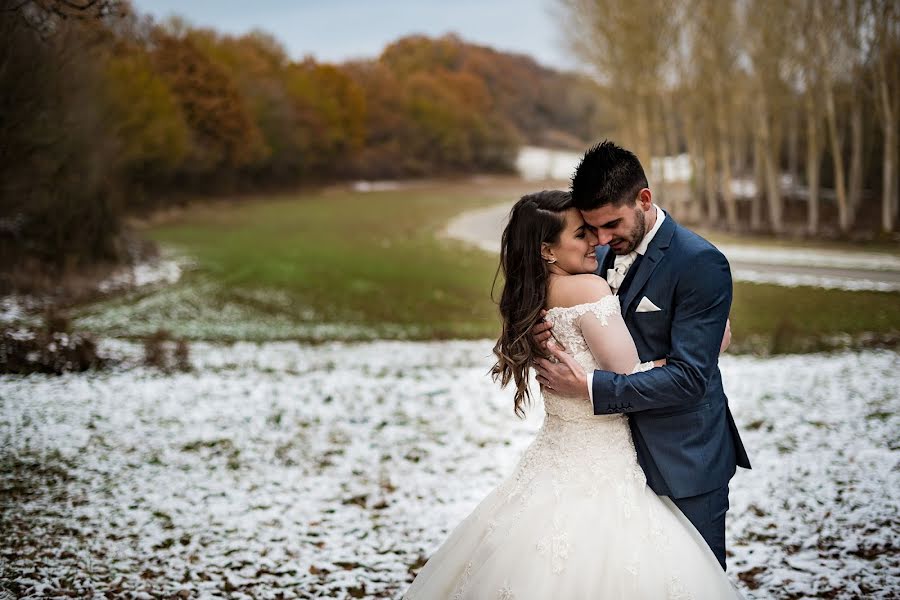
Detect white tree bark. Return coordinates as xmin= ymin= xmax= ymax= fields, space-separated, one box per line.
xmin=805 ymin=91 xmax=823 ymax=234
xmin=816 ymin=2 xmax=850 ymax=232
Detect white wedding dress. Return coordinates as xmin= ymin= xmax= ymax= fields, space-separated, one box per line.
xmin=404 ymin=295 xmax=740 ymax=599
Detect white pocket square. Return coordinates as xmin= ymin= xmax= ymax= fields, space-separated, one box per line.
xmin=635 ymin=296 xmax=662 ymax=313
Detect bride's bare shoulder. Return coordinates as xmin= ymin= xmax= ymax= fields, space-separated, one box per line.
xmin=547 ymin=274 xmax=613 ymax=309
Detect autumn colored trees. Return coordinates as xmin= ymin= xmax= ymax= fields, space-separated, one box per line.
xmin=1 ymin=1 xmax=602 ymax=276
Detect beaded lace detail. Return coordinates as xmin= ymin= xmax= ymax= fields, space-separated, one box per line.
xmin=542 ymin=295 xmax=646 ymax=422
xmin=456 ymin=298 xmax=649 ymax=570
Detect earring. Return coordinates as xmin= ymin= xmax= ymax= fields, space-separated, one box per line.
xmin=546 ymin=257 xmax=557 ymax=264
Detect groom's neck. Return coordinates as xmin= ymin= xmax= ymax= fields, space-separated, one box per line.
xmin=644 ymin=203 xmax=658 ymax=234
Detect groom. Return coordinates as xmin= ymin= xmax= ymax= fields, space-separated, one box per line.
xmin=533 ymin=140 xmax=751 ymax=570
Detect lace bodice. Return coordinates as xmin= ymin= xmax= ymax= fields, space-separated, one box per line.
xmin=542 ymin=295 xmax=651 ymax=422
xmin=545 ymin=295 xmax=621 ymax=357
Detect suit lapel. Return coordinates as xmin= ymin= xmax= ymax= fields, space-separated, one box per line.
xmin=615 ymin=254 xmax=643 ymax=298
xmin=596 ymin=244 xmax=615 ymax=278
xmin=619 ymin=210 xmax=676 ymax=313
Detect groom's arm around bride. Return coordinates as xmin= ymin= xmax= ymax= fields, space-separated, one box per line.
xmin=591 ymin=243 xmax=732 ymax=414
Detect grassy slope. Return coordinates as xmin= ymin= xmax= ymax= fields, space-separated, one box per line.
xmin=77 ymin=182 xmax=515 ymax=340
xmin=74 ymin=183 xmax=900 ymax=351
xmin=730 ymin=283 xmax=900 ymax=353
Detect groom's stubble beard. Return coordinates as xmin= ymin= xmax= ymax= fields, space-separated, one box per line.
xmin=615 ymin=206 xmax=646 ymax=255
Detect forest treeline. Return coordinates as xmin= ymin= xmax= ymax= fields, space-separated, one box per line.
xmin=0 ymin=0 xmax=602 ymax=278
xmin=559 ymin=0 xmax=899 ymax=235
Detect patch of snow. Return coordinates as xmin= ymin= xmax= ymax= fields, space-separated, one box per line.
xmin=72 ymin=279 xmax=410 ymax=341
xmin=352 ymin=181 xmax=403 ymax=193
xmin=649 ymin=153 xmax=693 ymax=183
xmin=515 ymin=148 xmax=695 ymax=184
xmin=732 ymin=268 xmax=900 ymax=292
xmin=0 ymin=296 xmax=27 ymax=325
xmin=96 ymin=256 xmax=185 ymax=294
xmin=730 ymin=178 xmax=758 ymax=199
xmin=0 ymin=295 xmax=49 ymax=327
xmin=515 ymin=146 xmax=582 ymax=181
xmin=721 ymin=245 xmax=900 ymax=272
xmin=1 ymin=341 xmax=897 ymax=598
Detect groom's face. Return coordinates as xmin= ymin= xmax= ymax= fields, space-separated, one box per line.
xmin=581 ymin=201 xmax=647 ymax=255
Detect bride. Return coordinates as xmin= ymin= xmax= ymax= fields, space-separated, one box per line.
xmin=404 ymin=190 xmax=740 ymax=599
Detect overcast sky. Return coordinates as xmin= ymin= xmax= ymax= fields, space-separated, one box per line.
xmin=130 ymin=0 xmax=580 ymax=71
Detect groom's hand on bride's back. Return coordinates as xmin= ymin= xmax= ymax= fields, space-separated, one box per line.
xmin=535 ymin=341 xmax=589 ymax=400
xmin=532 ymin=310 xmax=559 ymax=349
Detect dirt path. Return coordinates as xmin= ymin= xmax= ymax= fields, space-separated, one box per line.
xmin=444 ymin=202 xmax=900 ymax=292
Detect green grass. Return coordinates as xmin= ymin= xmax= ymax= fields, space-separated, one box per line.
xmin=730 ymin=283 xmax=900 ymax=354
xmin=76 ymin=182 xmax=519 ymax=340
xmin=72 ymin=183 xmax=900 ymax=351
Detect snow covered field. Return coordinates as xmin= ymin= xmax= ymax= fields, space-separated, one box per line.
xmin=1 ymin=340 xmax=897 ymax=599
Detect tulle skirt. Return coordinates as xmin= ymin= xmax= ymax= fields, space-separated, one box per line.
xmin=404 ymin=415 xmax=740 ymax=599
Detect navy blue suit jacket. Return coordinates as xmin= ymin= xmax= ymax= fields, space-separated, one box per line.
xmin=592 ymin=210 xmax=751 ymax=499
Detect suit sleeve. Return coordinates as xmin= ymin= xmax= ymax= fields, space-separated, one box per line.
xmin=591 ymin=248 xmax=732 ymax=415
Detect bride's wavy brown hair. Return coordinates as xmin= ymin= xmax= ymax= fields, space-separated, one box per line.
xmin=491 ymin=190 xmax=572 ymax=417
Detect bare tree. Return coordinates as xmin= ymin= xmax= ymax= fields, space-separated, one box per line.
xmin=869 ymin=0 xmax=899 ymax=232
xmin=790 ymin=0 xmax=825 ymax=234
xmin=844 ymin=0 xmax=870 ymax=227
xmin=558 ymin=0 xmax=678 ymax=168
xmin=815 ymin=0 xmax=852 ymax=232
xmin=744 ymin=0 xmax=794 ymax=234
xmin=804 ymin=86 xmax=825 ymax=234
xmin=3 ymin=0 xmax=118 ymax=36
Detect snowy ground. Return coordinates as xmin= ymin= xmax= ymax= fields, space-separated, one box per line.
xmin=1 ymin=340 xmax=897 ymax=599
xmin=96 ymin=255 xmax=185 ymax=295
xmin=0 ymin=253 xmax=187 ymax=330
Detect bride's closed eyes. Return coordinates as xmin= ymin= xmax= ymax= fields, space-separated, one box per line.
xmin=543 ymin=209 xmax=599 ymax=276
xmin=575 ymin=225 xmax=598 ymax=239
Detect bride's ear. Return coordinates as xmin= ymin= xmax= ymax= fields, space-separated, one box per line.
xmin=541 ymin=243 xmax=557 ymax=264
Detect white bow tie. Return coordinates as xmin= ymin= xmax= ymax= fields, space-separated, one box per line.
xmin=607 ymin=251 xmax=638 ymax=293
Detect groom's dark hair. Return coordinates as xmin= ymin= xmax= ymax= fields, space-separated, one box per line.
xmin=570 ymin=140 xmax=648 ymax=210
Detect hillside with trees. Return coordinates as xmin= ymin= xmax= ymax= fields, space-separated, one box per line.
xmin=0 ymin=0 xmax=604 ymax=285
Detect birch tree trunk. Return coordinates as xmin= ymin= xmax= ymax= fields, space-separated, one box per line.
xmin=876 ymin=59 xmax=897 ymax=231
xmin=815 ymin=3 xmax=850 ymax=232
xmin=682 ymin=107 xmax=705 ymax=223
xmin=847 ymin=100 xmax=864 ymax=227
xmin=756 ymin=92 xmax=783 ymax=234
xmin=805 ymin=92 xmax=822 ymax=234
xmin=751 ymin=129 xmax=765 ymax=231
xmin=703 ymin=138 xmax=719 ymax=225
xmin=787 ymin=106 xmax=800 ymax=185
xmin=715 ymin=90 xmax=738 ymax=229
